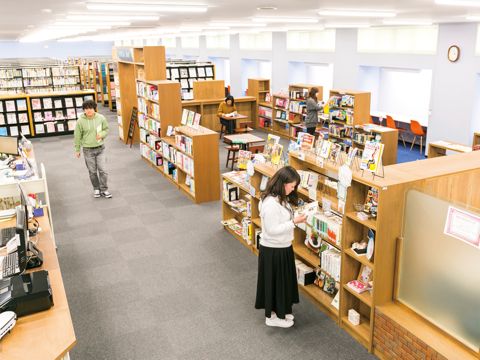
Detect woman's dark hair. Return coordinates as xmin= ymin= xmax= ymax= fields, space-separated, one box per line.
xmin=308 ymin=87 xmax=319 ymax=100
xmin=261 ymin=166 xmax=300 ymax=207
xmin=82 ymin=99 xmax=97 ymax=111
xmin=225 ymin=95 xmax=235 ymax=105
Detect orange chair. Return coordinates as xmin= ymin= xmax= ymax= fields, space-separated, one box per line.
xmin=410 ymin=120 xmax=425 ymax=154
xmin=385 ymin=115 xmax=406 ymax=147
xmin=369 ymin=116 xmax=375 ymax=124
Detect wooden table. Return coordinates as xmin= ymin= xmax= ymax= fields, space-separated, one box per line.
xmin=0 ymin=210 xmax=76 ymax=359
xmin=427 ymin=140 xmax=472 ymax=158
xmin=219 ymin=113 xmax=249 ymax=138
xmin=224 ymin=133 xmax=265 ymax=151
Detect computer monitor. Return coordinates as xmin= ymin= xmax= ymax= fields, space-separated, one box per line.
xmin=14 ymin=205 xmax=27 ymax=274
xmin=0 ymin=136 xmax=18 ymax=156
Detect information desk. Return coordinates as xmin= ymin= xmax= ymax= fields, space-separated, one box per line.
xmin=0 ymin=210 xmax=76 ymax=359
xmin=427 ymin=140 xmax=472 ymax=158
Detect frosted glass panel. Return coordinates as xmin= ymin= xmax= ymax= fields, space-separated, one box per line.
xmin=398 ymin=190 xmax=480 ymax=351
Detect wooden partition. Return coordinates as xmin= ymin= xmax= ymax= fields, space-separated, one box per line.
xmin=193 ymin=79 xmax=225 ymax=100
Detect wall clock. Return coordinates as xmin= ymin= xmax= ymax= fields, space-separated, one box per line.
xmin=448 ymin=45 xmax=460 ymax=62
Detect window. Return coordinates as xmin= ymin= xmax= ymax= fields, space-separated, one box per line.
xmin=287 ymin=30 xmax=335 ymax=51
xmin=160 ymin=36 xmax=177 ymax=48
xmin=239 ymin=32 xmax=272 ymax=50
xmin=358 ymin=26 xmax=438 ymax=54
xmin=288 ymin=62 xmax=334 ymax=100
xmin=359 ymin=65 xmax=432 ymax=126
xmin=206 ymin=34 xmax=230 ymax=49
xmin=241 ymin=59 xmax=272 ymax=94
xmin=181 ymin=35 xmax=199 ymax=49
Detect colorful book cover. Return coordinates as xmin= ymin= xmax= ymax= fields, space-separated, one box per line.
xmin=319 ymin=140 xmax=332 ymax=159
xmin=0 ymin=114 xmax=4 ymax=125
xmin=31 ymin=98 xmax=41 ymax=110
xmin=67 ymin=120 xmax=76 ymax=131
xmin=237 ymin=150 xmax=252 ymax=170
xmin=43 ymin=98 xmax=53 ymax=109
xmin=5 ymin=100 xmax=15 ymax=112
xmin=54 ymin=99 xmax=63 ymax=108
xmin=57 ymin=123 xmax=65 ymax=132
xmin=186 ymin=110 xmax=195 ymax=126
xmin=264 ymin=134 xmax=281 ymax=158
xmin=65 ymin=98 xmax=74 ymax=108
xmin=67 ymin=108 xmax=76 ymax=119
xmin=181 ymin=109 xmax=189 ymax=125
xmin=35 ymin=124 xmax=45 ymax=134
xmin=44 ymin=111 xmax=53 ymax=121
xmin=9 ymin=127 xmax=18 ymax=137
xmin=33 ymin=112 xmax=43 ymax=122
xmin=55 ymin=110 xmax=64 ymax=120
xmin=360 ymin=141 xmax=384 ymax=172
xmin=0 ymin=127 xmax=7 ymax=136
xmin=20 ymin=125 xmax=30 ymax=136
xmin=18 ymin=113 xmax=29 ymax=124
xmin=16 ymin=99 xmax=27 ymax=111
xmin=75 ymin=97 xmax=83 ymax=107
xmin=46 ymin=122 xmax=56 ymax=133
xmin=193 ymin=113 xmax=201 ymax=129
xmin=6 ymin=113 xmax=17 ymax=124
xmin=297 ymin=132 xmax=315 ymax=152
xmin=271 ymin=144 xmax=283 ymax=165
xmin=0 ymin=101 xmax=3 ymax=112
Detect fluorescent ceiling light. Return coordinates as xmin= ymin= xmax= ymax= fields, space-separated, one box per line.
xmin=324 ymin=23 xmax=370 ymax=28
xmin=54 ymin=21 xmax=130 ymax=26
xmin=86 ymin=2 xmax=208 ymax=13
xmin=435 ymin=0 xmax=480 ymax=5
xmin=66 ymin=14 xmax=159 ymax=21
xmin=318 ymin=10 xmax=396 ymax=17
xmin=252 ymin=17 xmax=318 ymax=23
xmin=382 ymin=19 xmax=433 ymax=25
xmin=210 ymin=21 xmax=267 ymax=27
xmin=466 ymin=15 xmax=480 ymax=20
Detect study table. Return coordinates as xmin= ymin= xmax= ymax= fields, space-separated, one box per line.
xmin=224 ymin=133 xmax=265 ymax=151
xmin=219 ymin=113 xmax=249 ymax=138
xmin=427 ymin=140 xmax=472 ymax=158
xmin=0 ymin=209 xmax=76 ymax=360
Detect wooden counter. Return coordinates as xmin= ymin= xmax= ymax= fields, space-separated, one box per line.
xmin=0 ymin=211 xmax=76 ymax=360
xmin=427 ymin=140 xmax=472 ymax=158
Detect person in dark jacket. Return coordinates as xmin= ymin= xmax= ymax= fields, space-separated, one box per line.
xmin=305 ymin=87 xmax=324 ymax=136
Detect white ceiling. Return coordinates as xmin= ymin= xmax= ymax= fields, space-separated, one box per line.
xmin=4 ymin=0 xmax=480 ymax=41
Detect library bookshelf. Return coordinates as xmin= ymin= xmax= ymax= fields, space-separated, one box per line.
xmin=115 ymin=45 xmax=166 ymax=143
xmin=247 ymin=78 xmax=271 ymax=130
xmin=137 ymin=79 xmax=220 ymax=203
xmin=105 ymin=62 xmax=117 ymax=112
xmin=0 ymin=89 xmax=95 ymax=138
xmin=166 ymin=61 xmax=215 ymax=100
xmin=221 ymin=148 xmax=480 ymax=358
xmin=473 ymin=131 xmax=480 ymax=146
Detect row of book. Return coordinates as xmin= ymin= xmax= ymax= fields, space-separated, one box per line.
xmin=139 ymin=114 xmax=161 ymax=135
xmin=289 ymin=100 xmax=306 ymax=114
xmin=310 ymin=212 xmax=343 ymax=246
xmin=329 ymin=124 xmax=353 ymax=138
xmin=140 ymin=143 xmax=162 ymax=167
xmin=166 ymin=65 xmax=214 ymax=80
xmin=290 ymin=89 xmax=309 ymax=100
xmin=31 ymin=96 xmax=88 ymax=110
xmin=330 ymin=108 xmax=354 ymax=124
xmin=162 ymin=142 xmax=195 ymax=177
xmin=0 ymin=99 xmax=27 ymax=112
xmin=320 ymin=248 xmax=341 ymax=282
xmin=174 ymin=134 xmax=193 ymax=155
xmin=148 ymin=102 xmax=160 ymax=120
xmin=33 ymin=108 xmax=79 ymax=122
xmin=329 ymin=94 xmax=355 ymax=108
xmin=0 ymin=69 xmax=22 ymax=79
xmin=34 ymin=120 xmax=76 ymax=135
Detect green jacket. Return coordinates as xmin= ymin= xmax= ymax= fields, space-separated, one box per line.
xmin=74 ymin=113 xmax=109 ymax=152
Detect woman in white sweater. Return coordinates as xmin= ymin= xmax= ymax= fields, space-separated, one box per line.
xmin=255 ymin=166 xmax=307 ymax=328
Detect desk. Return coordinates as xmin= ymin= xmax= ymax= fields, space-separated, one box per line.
xmin=427 ymin=140 xmax=472 ymax=158
xmin=224 ymin=133 xmax=265 ymax=151
xmin=219 ymin=114 xmax=249 ymax=138
xmin=0 ymin=210 xmax=76 ymax=359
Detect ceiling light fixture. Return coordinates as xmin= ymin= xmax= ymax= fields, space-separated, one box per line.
xmin=41 ymin=8 xmax=52 ymax=13
xmin=318 ymin=10 xmax=396 ymax=17
xmin=86 ymin=2 xmax=208 ymax=13
xmin=256 ymin=6 xmax=277 ymax=10
xmin=252 ymin=17 xmax=319 ymax=23
xmin=209 ymin=21 xmax=267 ymax=27
xmin=382 ymin=19 xmax=433 ymax=26
xmin=54 ymin=21 xmax=131 ymax=26
xmin=435 ymin=0 xmax=480 ymax=6
xmin=324 ymin=23 xmax=371 ymax=28
xmin=66 ymin=14 xmax=159 ymax=21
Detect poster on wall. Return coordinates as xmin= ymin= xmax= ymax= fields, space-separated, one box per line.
xmin=444 ymin=206 xmax=480 ymax=248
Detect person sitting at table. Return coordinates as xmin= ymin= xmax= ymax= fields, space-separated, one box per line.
xmin=217 ymin=95 xmax=237 ymax=134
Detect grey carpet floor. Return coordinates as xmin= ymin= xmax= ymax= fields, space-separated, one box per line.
xmin=30 ymin=108 xmax=377 ymax=360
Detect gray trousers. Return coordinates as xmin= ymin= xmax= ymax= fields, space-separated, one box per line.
xmin=83 ymin=145 xmax=108 ymax=192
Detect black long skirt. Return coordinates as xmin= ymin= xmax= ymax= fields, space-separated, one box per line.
xmin=255 ymin=244 xmax=299 ymax=319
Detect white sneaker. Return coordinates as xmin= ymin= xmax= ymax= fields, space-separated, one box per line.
xmin=271 ymin=312 xmax=294 ymax=321
xmin=101 ymin=191 xmax=112 ymax=198
xmin=93 ymin=189 xmax=101 ymax=198
xmin=265 ymin=316 xmax=294 ymax=328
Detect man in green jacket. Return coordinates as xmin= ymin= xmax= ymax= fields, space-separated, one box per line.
xmin=74 ymin=99 xmax=111 ymax=198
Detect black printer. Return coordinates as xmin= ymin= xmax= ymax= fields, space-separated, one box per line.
xmin=0 ymin=270 xmax=53 ymax=317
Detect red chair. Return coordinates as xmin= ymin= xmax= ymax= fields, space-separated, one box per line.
xmin=410 ymin=120 xmax=425 ymax=154
xmin=385 ymin=115 xmax=406 ymax=147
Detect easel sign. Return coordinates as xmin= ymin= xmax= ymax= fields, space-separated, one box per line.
xmin=127 ymin=106 xmax=138 ymax=148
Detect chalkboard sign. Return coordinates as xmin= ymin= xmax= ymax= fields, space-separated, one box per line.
xmin=127 ymin=107 xmax=138 ymax=148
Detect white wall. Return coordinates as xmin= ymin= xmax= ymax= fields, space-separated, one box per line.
xmin=0 ymin=40 xmax=114 ymax=59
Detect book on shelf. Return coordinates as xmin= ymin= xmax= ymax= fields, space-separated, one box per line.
xmin=188 ymin=67 xmax=196 ymax=77
xmin=54 ymin=99 xmax=63 ymax=108
xmin=0 ymin=128 xmax=6 ymax=136
xmin=18 ymin=113 xmax=28 ymax=124
xmin=5 ymin=100 xmax=15 ymax=112
xmin=55 ymin=110 xmax=64 ymax=120
xmin=179 ymin=68 xmax=188 ymax=78
xmin=46 ymin=122 xmax=55 ymax=133
xmin=31 ymin=98 xmax=41 ymax=110
xmin=33 ymin=112 xmax=43 ymax=122
xmin=44 ymin=111 xmax=53 ymax=121
xmin=6 ymin=113 xmax=16 ymax=124
xmin=16 ymin=99 xmax=27 ymax=111
xmin=0 ymin=114 xmax=4 ymax=125
xmin=186 ymin=111 xmax=195 ymax=126
xmin=237 ymin=150 xmax=252 ymax=170
xmin=57 ymin=123 xmax=65 ymax=132
xmin=67 ymin=108 xmax=76 ymax=119
xmin=193 ymin=113 xmax=201 ymax=129
xmin=181 ymin=109 xmax=189 ymax=125
xmin=67 ymin=120 xmax=76 ymax=131
xmin=20 ymin=125 xmax=30 ymax=135
xmin=10 ymin=127 xmax=18 ymax=136
xmin=346 ymin=280 xmax=370 ymax=294
xmin=205 ymin=67 xmax=214 ymax=77
xmin=197 ymin=67 xmax=205 ymax=77
xmin=297 ymin=132 xmax=315 ymax=152
xmin=360 ymin=141 xmax=384 ymax=173
xmin=75 ymin=97 xmax=83 ymax=107
xmin=35 ymin=124 xmax=45 ymax=134
xmin=43 ymin=98 xmax=53 ymax=109
xmin=0 ymin=102 xmax=3 ymax=112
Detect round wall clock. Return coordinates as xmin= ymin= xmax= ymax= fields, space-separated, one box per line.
xmin=448 ymin=45 xmax=460 ymax=62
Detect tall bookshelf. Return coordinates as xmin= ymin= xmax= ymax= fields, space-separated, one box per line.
xmin=247 ymin=78 xmax=271 ymax=130
xmin=473 ymin=131 xmax=480 ymax=146
xmin=115 ymin=45 xmax=166 ymax=143
xmin=105 ymin=62 xmax=117 ymax=112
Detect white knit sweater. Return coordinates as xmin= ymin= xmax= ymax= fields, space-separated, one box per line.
xmin=259 ymin=196 xmax=295 ymax=248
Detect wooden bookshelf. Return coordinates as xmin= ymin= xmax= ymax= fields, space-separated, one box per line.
xmin=247 ymin=78 xmax=271 ymax=130
xmin=115 ymin=46 xmax=166 ymax=143
xmin=473 ymin=131 xmax=480 ymax=146
xmin=352 ymin=124 xmax=398 ymax=166
xmin=288 ymin=83 xmax=323 ymax=124
xmin=182 ymin=96 xmax=256 ymax=132
xmin=193 ymin=79 xmax=224 ymax=100
xmin=105 ymin=62 xmax=117 ymax=112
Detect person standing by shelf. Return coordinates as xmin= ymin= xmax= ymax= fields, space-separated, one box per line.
xmin=255 ymin=166 xmax=307 ymax=328
xmin=217 ymin=94 xmax=237 ymax=135
xmin=305 ymin=87 xmax=324 ymax=136
xmin=74 ymin=99 xmax=112 ymax=199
